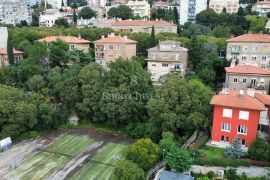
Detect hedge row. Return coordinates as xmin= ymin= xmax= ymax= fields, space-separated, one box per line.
xmin=194 ymin=158 xmax=251 ymax=167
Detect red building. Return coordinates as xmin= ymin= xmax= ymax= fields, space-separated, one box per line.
xmin=210 ymin=90 xmax=270 ymax=149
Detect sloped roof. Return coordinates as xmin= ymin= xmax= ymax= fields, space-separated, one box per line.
xmin=112 ymin=20 xmax=175 ymax=26
xmin=255 ymin=93 xmax=270 ymax=106
xmin=210 ymin=91 xmax=265 ymax=111
xmin=227 ymin=34 xmax=270 ymax=43
xmin=225 ymin=65 xmax=270 ymax=75
xmin=0 ymin=48 xmax=24 ymax=55
xmin=37 ymin=36 xmax=91 ymax=44
xmin=94 ymin=35 xmax=137 ymax=44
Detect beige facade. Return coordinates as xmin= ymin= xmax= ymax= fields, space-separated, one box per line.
xmin=209 ymin=0 xmax=239 ymax=14
xmin=0 ymin=48 xmax=24 ymax=68
xmin=225 ymin=73 xmax=270 ymax=91
xmin=111 ymin=20 xmax=177 ymax=34
xmin=126 ymin=0 xmax=150 ymax=17
xmin=146 ymin=41 xmax=188 ymax=81
xmin=94 ymin=33 xmax=137 ymax=67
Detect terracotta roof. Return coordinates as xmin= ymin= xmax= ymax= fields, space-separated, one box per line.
xmin=210 ymin=91 xmax=265 ymax=111
xmin=94 ymin=35 xmax=137 ymax=44
xmin=37 ymin=36 xmax=91 ymax=44
xmin=225 ymin=65 xmax=270 ymax=75
xmin=255 ymin=93 xmax=270 ymax=106
xmin=112 ymin=20 xmax=175 ymax=26
xmin=0 ymin=48 xmax=24 ymax=55
xmin=227 ymin=34 xmax=270 ymax=43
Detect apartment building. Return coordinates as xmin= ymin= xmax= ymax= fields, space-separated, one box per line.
xmin=39 ymin=10 xmax=63 ymax=27
xmin=225 ymin=65 xmax=270 ymax=93
xmin=209 ymin=0 xmax=240 ymax=14
xmin=226 ymin=34 xmax=270 ymax=70
xmin=126 ymin=0 xmax=150 ymax=17
xmin=37 ymin=35 xmax=91 ymax=52
xmin=94 ymin=33 xmax=137 ymax=67
xmin=179 ymin=0 xmax=207 ymax=25
xmin=46 ymin=0 xmax=67 ymax=9
xmin=252 ymin=0 xmax=270 ymax=17
xmin=89 ymin=0 xmax=106 ymax=7
xmin=0 ymin=48 xmax=24 ymax=67
xmin=111 ymin=20 xmax=177 ymax=34
xmin=210 ymin=90 xmax=270 ymax=149
xmin=146 ymin=40 xmax=188 ymax=81
xmin=0 ymin=0 xmax=32 ymax=25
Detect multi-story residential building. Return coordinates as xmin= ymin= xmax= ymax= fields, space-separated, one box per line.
xmin=0 ymin=27 xmax=8 ymax=49
xmin=89 ymin=0 xmax=106 ymax=7
xmin=152 ymin=1 xmax=177 ymax=10
xmin=126 ymin=0 xmax=150 ymax=17
xmin=210 ymin=90 xmax=270 ymax=149
xmin=0 ymin=48 xmax=24 ymax=67
xmin=46 ymin=0 xmax=67 ymax=9
xmin=0 ymin=0 xmax=32 ymax=25
xmin=24 ymin=0 xmax=41 ymax=7
xmin=226 ymin=34 xmax=270 ymax=70
xmin=37 ymin=35 xmax=91 ymax=52
xmin=252 ymin=0 xmax=270 ymax=17
xmin=146 ymin=40 xmax=188 ymax=81
xmin=209 ymin=0 xmax=239 ymax=14
xmin=94 ymin=33 xmax=137 ymax=67
xmin=111 ymin=20 xmax=177 ymax=34
xmin=39 ymin=10 xmax=63 ymax=27
xmin=224 ymin=65 xmax=270 ymax=93
xmin=179 ymin=0 xmax=207 ymax=25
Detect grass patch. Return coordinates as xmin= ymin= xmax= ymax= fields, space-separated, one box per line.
xmin=46 ymin=134 xmax=93 ymax=156
xmin=6 ymin=134 xmax=93 ymax=180
xmin=200 ymin=146 xmax=225 ymax=158
xmin=71 ymin=143 xmax=126 ymax=180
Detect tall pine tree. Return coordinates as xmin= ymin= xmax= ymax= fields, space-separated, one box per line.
xmin=73 ymin=9 xmax=77 ymax=24
xmin=150 ymin=25 xmax=156 ymax=47
xmin=7 ymin=34 xmax=14 ymax=65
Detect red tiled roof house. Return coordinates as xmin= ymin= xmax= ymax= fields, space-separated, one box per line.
xmin=37 ymin=35 xmax=91 ymax=52
xmin=210 ymin=90 xmax=270 ymax=149
xmin=0 ymin=48 xmax=24 ymax=67
xmin=226 ymin=34 xmax=270 ymax=70
xmin=94 ymin=33 xmax=137 ymax=67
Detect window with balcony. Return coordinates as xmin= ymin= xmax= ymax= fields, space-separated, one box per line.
xmin=239 ymin=111 xmax=249 ymax=120
xmin=223 ymin=108 xmax=232 ymax=118
xmin=233 ymin=77 xmax=238 ymax=83
xmin=222 ymin=122 xmax=231 ymax=132
xmin=238 ymin=125 xmax=247 ymax=135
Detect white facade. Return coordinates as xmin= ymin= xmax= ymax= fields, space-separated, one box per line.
xmin=39 ymin=11 xmax=63 ymax=27
xmin=0 ymin=0 xmax=32 ymax=25
xmin=46 ymin=0 xmax=67 ymax=9
xmin=253 ymin=0 xmax=270 ymax=17
xmin=0 ymin=27 xmax=8 ymax=49
xmin=89 ymin=0 xmax=106 ymax=7
xmin=209 ymin=0 xmax=240 ymax=14
xmin=126 ymin=0 xmax=150 ymax=17
xmin=24 ymin=0 xmax=41 ymax=6
xmin=179 ymin=0 xmax=207 ymax=25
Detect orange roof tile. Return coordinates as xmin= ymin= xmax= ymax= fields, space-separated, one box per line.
xmin=210 ymin=91 xmax=265 ymax=111
xmin=37 ymin=36 xmax=91 ymax=44
xmin=94 ymin=35 xmax=137 ymax=44
xmin=225 ymin=65 xmax=270 ymax=75
xmin=112 ymin=20 xmax=175 ymax=26
xmin=0 ymin=48 xmax=24 ymax=55
xmin=255 ymin=93 xmax=270 ymax=106
xmin=227 ymin=34 xmax=270 ymax=43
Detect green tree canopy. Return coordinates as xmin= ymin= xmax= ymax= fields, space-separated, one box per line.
xmin=113 ymin=160 xmax=145 ymax=180
xmin=78 ymin=7 xmax=97 ymax=19
xmin=108 ymin=5 xmax=132 ymax=20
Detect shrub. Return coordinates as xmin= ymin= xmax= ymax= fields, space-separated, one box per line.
xmin=207 ymin=171 xmax=215 ymax=179
xmin=225 ymin=137 xmax=244 ymax=159
xmin=190 ymin=150 xmax=207 ymax=158
xmin=248 ymin=138 xmax=270 ymax=162
xmin=193 ymin=158 xmax=250 ymax=167
xmin=113 ymin=160 xmax=145 ymax=180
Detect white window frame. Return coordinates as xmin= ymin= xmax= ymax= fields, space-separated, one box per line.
xmin=239 ymin=111 xmax=249 ymax=120
xmin=233 ymin=77 xmax=238 ymax=83
xmin=252 ymin=55 xmax=257 ymax=61
xmin=221 ymin=122 xmax=231 ymax=132
xmin=242 ymin=78 xmax=247 ymax=84
xmin=262 ymin=55 xmax=267 ymax=61
xmin=237 ymin=125 xmax=247 ymax=135
xmin=223 ymin=108 xmax=232 ymax=118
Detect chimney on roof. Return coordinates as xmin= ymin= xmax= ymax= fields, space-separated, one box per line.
xmin=110 ymin=32 xmax=115 ymax=37
xmin=239 ymin=89 xmax=244 ymax=99
xmin=124 ymin=35 xmax=127 ymax=39
xmin=101 ymin=35 xmax=105 ymax=39
xmin=78 ymin=34 xmax=81 ymax=39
